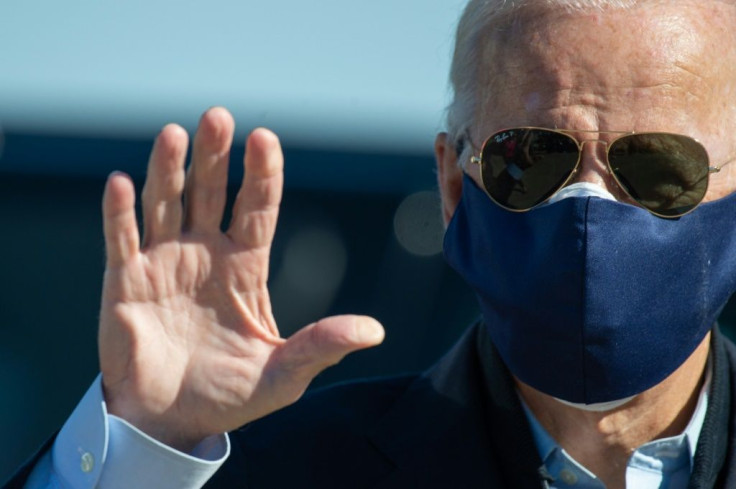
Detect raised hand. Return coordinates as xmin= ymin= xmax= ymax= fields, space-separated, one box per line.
xmin=97 ymin=107 xmax=384 ymax=452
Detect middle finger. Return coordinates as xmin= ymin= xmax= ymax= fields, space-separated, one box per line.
xmin=184 ymin=107 xmax=235 ymax=234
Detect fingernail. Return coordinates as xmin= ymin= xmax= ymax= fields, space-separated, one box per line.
xmin=359 ymin=319 xmax=385 ymax=344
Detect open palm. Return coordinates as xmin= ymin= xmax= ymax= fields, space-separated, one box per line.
xmin=97 ymin=108 xmax=384 ymax=451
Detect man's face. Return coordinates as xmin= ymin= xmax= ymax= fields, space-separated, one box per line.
xmin=459 ymin=1 xmax=736 ymax=208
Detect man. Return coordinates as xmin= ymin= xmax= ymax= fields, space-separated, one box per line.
xmin=6 ymin=0 xmax=736 ymax=487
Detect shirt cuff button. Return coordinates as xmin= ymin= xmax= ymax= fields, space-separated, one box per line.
xmin=559 ymin=468 xmax=578 ymax=485
xmin=80 ymin=452 xmax=95 ymax=473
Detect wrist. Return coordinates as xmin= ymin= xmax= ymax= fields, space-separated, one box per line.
xmin=103 ymin=385 xmax=208 ymax=453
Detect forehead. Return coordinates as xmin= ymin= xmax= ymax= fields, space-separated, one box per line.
xmin=476 ymin=2 xmax=736 ymax=135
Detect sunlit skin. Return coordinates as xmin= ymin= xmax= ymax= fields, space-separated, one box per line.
xmin=97 ymin=0 xmax=736 ymax=487
xmin=435 ymin=2 xmax=736 ymax=488
xmin=100 ymin=111 xmax=385 ymax=452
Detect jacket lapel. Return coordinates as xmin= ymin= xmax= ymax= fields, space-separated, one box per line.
xmin=690 ymin=328 xmax=733 ymax=489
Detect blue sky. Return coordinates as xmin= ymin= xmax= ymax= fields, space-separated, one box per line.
xmin=0 ymin=0 xmax=466 ymax=153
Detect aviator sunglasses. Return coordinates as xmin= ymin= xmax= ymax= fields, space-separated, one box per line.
xmin=467 ymin=128 xmax=733 ymax=218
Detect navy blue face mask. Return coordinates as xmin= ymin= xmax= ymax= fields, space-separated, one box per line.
xmin=443 ymin=174 xmax=736 ymax=403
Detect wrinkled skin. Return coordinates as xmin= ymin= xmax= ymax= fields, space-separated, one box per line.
xmin=99 ymin=109 xmax=384 ymax=451
xmin=98 ymin=1 xmax=736 ymax=487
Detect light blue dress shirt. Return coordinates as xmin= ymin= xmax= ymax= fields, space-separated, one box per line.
xmin=24 ymin=375 xmax=229 ymax=489
xmin=25 ymin=367 xmax=710 ymax=489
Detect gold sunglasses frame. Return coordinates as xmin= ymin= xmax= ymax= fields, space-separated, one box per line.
xmin=468 ymin=127 xmax=729 ymax=218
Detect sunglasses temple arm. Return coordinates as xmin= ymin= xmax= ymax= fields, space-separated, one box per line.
xmin=711 ymin=155 xmax=736 ymax=173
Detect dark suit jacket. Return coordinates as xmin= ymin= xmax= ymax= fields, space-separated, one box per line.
xmin=205 ymin=324 xmax=736 ymax=488
xmin=6 ymin=323 xmax=736 ymax=488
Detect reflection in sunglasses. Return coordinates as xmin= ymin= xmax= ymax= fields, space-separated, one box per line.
xmin=467 ymin=128 xmax=730 ymax=218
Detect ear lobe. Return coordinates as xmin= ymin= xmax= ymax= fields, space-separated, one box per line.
xmin=435 ymin=132 xmax=464 ymax=226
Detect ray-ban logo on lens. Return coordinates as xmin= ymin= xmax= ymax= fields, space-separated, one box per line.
xmin=494 ymin=131 xmax=513 ymax=143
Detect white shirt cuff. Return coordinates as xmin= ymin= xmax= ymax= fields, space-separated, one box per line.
xmin=51 ymin=375 xmax=230 ymax=489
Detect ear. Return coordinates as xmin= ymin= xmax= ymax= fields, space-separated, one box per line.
xmin=435 ymin=132 xmax=464 ymax=226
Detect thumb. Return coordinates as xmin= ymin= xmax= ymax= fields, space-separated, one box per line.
xmin=276 ymin=315 xmax=385 ymax=383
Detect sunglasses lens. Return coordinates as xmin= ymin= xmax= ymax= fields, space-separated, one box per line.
xmin=608 ymin=134 xmax=710 ymax=217
xmin=481 ymin=129 xmax=579 ymax=210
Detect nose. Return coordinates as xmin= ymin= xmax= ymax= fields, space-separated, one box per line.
xmin=568 ymin=139 xmax=621 ymax=198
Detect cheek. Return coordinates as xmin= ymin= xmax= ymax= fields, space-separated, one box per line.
xmin=698 ymin=132 xmax=736 ymax=202
xmin=705 ymin=164 xmax=736 ymax=202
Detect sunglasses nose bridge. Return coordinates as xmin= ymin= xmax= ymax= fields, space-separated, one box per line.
xmin=569 ymin=139 xmax=616 ymax=189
